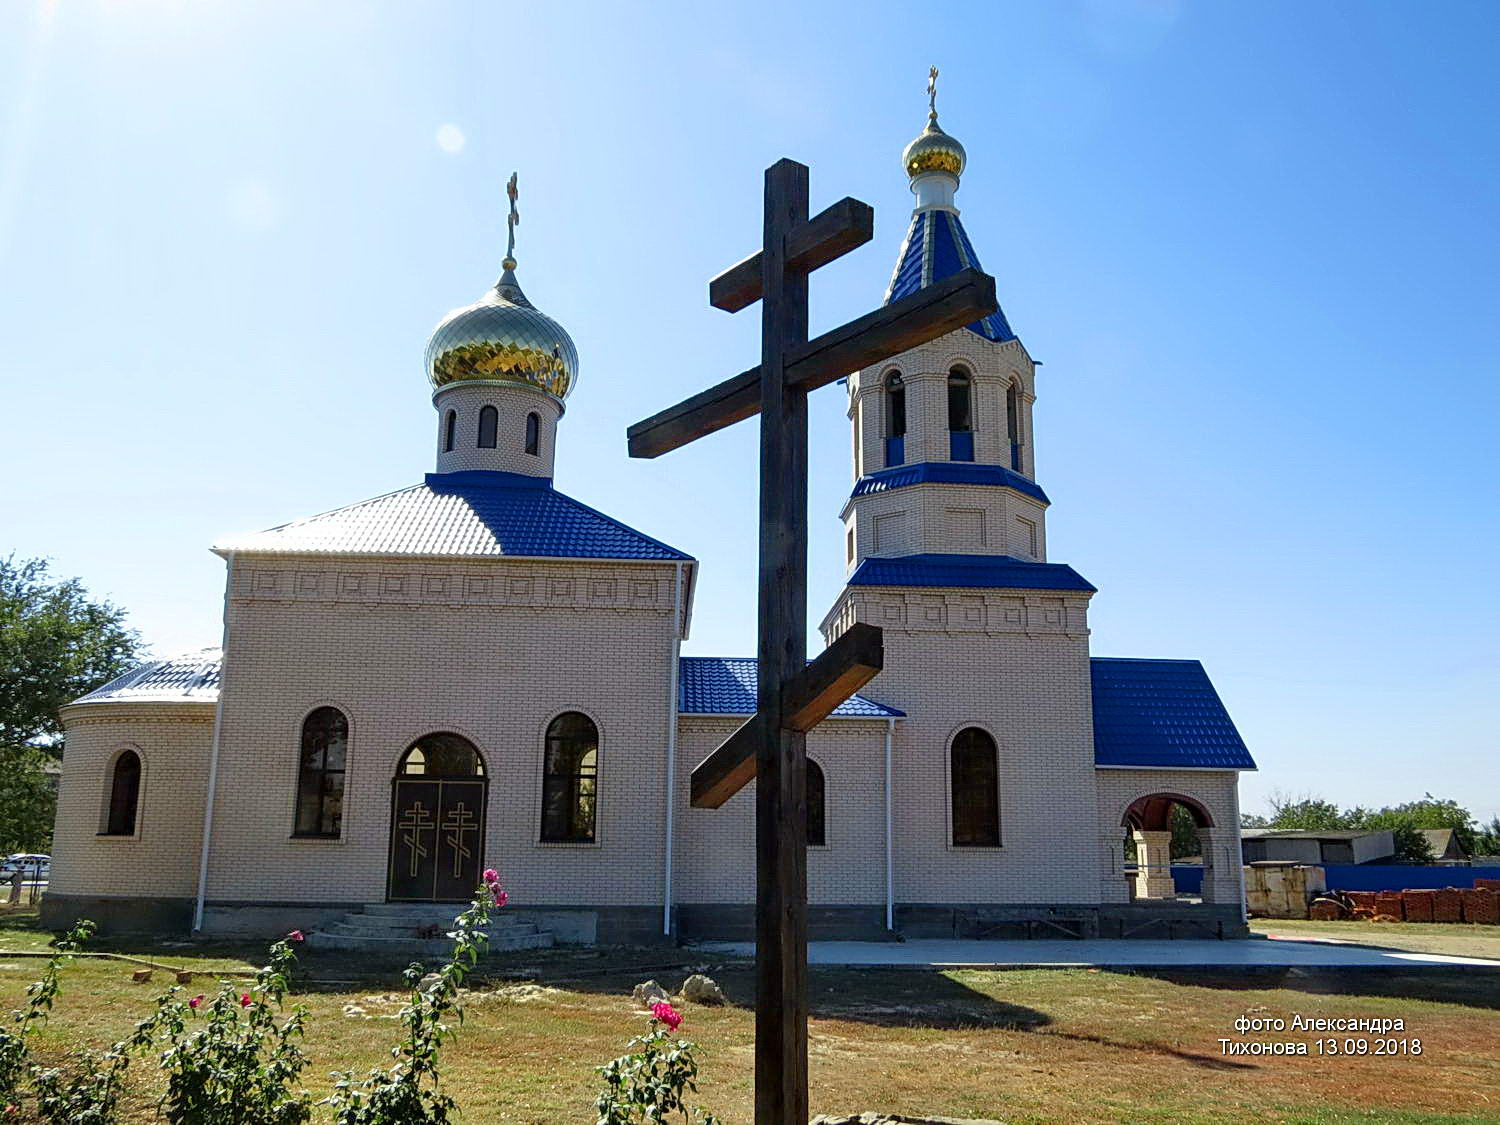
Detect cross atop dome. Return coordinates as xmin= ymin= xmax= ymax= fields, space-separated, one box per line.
xmin=887 ymin=70 xmax=1015 ymax=343
xmin=424 ymin=171 xmax=579 ymax=405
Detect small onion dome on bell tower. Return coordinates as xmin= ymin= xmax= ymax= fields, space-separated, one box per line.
xmin=901 ymin=66 xmax=967 ymax=211
xmin=424 ymin=174 xmax=579 ymax=403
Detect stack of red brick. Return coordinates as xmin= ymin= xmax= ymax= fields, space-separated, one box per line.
xmin=1337 ymin=885 xmax=1498 ymax=923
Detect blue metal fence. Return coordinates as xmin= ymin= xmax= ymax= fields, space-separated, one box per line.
xmin=1319 ymin=865 xmax=1500 ymax=892
xmin=1169 ymin=865 xmax=1500 ymax=896
xmin=1171 ymin=866 xmax=1204 ymax=894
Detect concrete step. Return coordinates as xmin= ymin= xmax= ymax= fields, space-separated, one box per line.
xmin=322 ymin=920 xmax=539 ymax=940
xmin=362 ymin=903 xmax=487 ymax=918
xmin=305 ymin=929 xmax=553 ymax=957
xmin=306 ymin=903 xmax=552 ymax=957
xmin=330 ymin=913 xmax=533 ymax=934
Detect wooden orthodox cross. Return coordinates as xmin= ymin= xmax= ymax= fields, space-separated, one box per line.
xmin=628 ymin=158 xmax=996 ymax=1124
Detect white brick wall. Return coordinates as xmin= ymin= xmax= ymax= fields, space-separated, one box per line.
xmin=822 ymin=582 xmax=1102 ymax=904
xmin=432 ymin=383 xmax=562 ymax=477
xmin=672 ymin=717 xmax=891 ymax=905
xmin=50 ymin=703 xmax=214 ymax=898
xmin=202 ymin=553 xmax=682 ymax=909
xmin=846 ymin=330 xmax=1039 ymax=482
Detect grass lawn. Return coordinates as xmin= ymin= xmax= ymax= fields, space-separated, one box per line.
xmin=1252 ymin=918 xmax=1500 ymax=963
xmin=2 ymin=911 xmax=1499 ymax=1124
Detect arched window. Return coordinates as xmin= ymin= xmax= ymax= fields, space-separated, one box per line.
xmin=477 ymin=405 xmax=498 ymax=449
xmin=1006 ymin=381 xmax=1022 ymax=471
xmin=951 ymin=727 xmax=1000 ymax=847
xmin=525 ymin=411 xmax=540 ymax=455
xmin=398 ymin=733 xmax=485 ymax=777
xmin=293 ymin=707 xmax=347 ymax=837
xmin=541 ymin=712 xmax=598 ymax=842
xmin=947 ymin=368 xmax=972 ymax=432
xmin=806 ymin=758 xmax=826 ymax=846
xmin=103 ymin=749 xmax=141 ymax=836
xmin=885 ymin=372 xmax=906 ymax=437
xmin=884 ymin=371 xmax=906 ymax=467
xmin=443 ymin=409 xmax=457 ymax=453
xmin=948 ymin=367 xmax=974 ymax=461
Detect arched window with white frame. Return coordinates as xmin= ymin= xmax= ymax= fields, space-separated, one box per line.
xmin=884 ymin=371 xmax=906 ymax=467
xmin=477 ymin=404 xmax=498 ymax=449
xmin=950 ymin=727 xmax=1000 ymax=847
xmin=541 ymin=712 xmax=598 ymax=842
xmin=948 ymin=367 xmax=974 ymax=461
xmin=102 ymin=749 xmax=141 ymax=836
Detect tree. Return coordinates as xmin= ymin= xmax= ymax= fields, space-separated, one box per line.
xmin=1474 ymin=817 xmax=1500 ymax=858
xmin=1265 ymin=792 xmax=1345 ymax=831
xmin=0 ymin=556 xmax=141 ymax=852
xmin=1169 ymin=804 xmax=1200 ymax=860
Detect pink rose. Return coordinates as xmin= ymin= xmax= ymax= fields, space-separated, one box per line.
xmin=493 ymin=889 xmax=509 ymax=908
xmin=287 ymin=930 xmax=305 ymax=942
xmin=240 ymin=993 xmax=252 ymax=1008
xmin=189 ymin=994 xmax=204 ymax=1010
xmin=482 ymin=868 xmax=499 ymax=885
xmin=650 ymin=1001 xmax=682 ymax=1031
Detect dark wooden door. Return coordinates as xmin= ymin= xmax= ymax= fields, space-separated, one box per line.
xmin=388 ymin=778 xmax=487 ymax=902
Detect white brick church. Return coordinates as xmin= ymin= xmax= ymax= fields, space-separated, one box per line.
xmin=45 ymin=100 xmax=1255 ymax=945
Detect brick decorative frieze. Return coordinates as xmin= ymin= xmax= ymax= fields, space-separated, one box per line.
xmin=822 ymin=587 xmax=1091 ymax=643
xmin=234 ymin=557 xmax=676 ymax=614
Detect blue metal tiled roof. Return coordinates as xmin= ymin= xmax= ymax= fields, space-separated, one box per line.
xmin=73 ymin=648 xmax=222 ymax=706
xmin=885 ymin=208 xmax=1016 ymax=343
xmin=848 ymin=553 xmax=1095 ymax=592
xmin=678 ymin=657 xmax=904 ymax=718
xmin=850 ymin=462 xmax=1049 ymax=505
xmin=1091 ymin=658 xmax=1256 ymax=770
xmin=215 ymin=471 xmax=691 ymax=561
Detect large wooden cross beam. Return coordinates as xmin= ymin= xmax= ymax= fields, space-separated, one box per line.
xmin=627 ymin=158 xmax=997 ymax=1125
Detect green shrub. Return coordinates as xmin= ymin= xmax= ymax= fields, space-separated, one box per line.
xmin=0 ymin=920 xmax=93 ymax=1114
xmin=595 ymin=1002 xmax=720 ymax=1125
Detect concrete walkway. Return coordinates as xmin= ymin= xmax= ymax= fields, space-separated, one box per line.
xmin=695 ymin=935 xmax=1500 ymax=969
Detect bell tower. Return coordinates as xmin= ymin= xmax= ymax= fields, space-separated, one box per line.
xmin=840 ymin=77 xmax=1048 ymax=572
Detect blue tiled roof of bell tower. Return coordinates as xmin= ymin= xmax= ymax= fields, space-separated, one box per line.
xmin=886 ymin=209 xmax=1016 ymax=343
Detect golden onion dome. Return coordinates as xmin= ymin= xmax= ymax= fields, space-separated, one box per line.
xmin=425 ymin=174 xmax=577 ymax=401
xmin=425 ymin=266 xmax=578 ymax=400
xmin=902 ymin=119 xmax=966 ymax=181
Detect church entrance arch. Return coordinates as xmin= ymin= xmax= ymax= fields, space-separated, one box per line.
xmin=1122 ymin=792 xmax=1213 ymax=903
xmin=387 ymin=733 xmax=488 ymax=902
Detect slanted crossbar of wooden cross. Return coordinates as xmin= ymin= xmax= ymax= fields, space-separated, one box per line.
xmin=626 ymin=158 xmax=997 ymax=1125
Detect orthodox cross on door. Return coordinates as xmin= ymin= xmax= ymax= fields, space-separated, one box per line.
xmin=628 ymin=158 xmax=997 ymax=1124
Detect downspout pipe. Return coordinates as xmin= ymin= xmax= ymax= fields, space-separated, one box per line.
xmin=884 ymin=716 xmax=895 ymax=932
xmin=193 ymin=551 xmax=234 ymax=933
xmin=662 ymin=561 xmax=685 ymax=937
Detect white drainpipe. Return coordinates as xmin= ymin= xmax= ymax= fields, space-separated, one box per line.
xmin=662 ymin=561 xmax=685 ymax=936
xmin=193 ymin=551 xmax=234 ymax=933
xmin=884 ymin=716 xmax=895 ymax=932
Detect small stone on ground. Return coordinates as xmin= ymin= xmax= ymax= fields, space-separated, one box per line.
xmin=631 ymin=979 xmax=670 ymax=1007
xmin=680 ymin=973 xmax=725 ymax=1004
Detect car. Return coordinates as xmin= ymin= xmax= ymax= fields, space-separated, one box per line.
xmin=0 ymin=854 xmax=50 ymax=882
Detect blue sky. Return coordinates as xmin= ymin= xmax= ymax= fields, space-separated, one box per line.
xmin=2 ymin=1 xmax=1496 ymax=822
